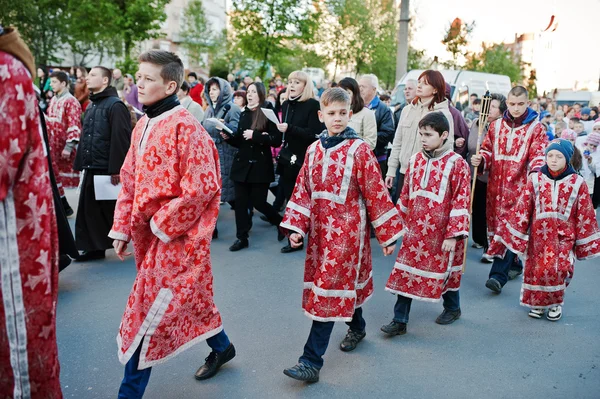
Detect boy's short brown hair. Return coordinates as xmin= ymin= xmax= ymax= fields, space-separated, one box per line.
xmin=319 ymin=88 xmax=351 ymax=109
xmin=138 ymin=50 xmax=184 ymax=87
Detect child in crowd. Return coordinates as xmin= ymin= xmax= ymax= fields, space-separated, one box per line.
xmin=280 ymin=88 xmax=401 ymax=382
xmin=553 ymin=121 xmax=567 ymax=137
xmin=580 ymin=131 xmax=600 ymax=194
xmin=561 ymin=129 xmax=583 ymax=172
xmin=568 ymin=117 xmax=578 ymax=130
xmin=574 ymin=120 xmax=588 ymax=147
xmin=382 ymin=111 xmax=471 ymax=335
xmin=498 ymin=139 xmax=600 ymax=321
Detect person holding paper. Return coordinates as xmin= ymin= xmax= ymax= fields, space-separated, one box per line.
xmin=73 ymin=66 xmax=132 ymax=262
xmin=222 ymin=82 xmax=284 ymax=251
xmin=276 ymin=70 xmax=324 ymax=253
xmin=202 ymin=77 xmax=241 ymax=238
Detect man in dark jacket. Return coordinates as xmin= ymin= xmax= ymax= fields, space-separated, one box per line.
xmin=359 ymin=74 xmax=395 ymax=176
xmin=73 ymin=66 xmax=132 ymax=261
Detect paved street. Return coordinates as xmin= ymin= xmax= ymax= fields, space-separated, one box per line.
xmin=57 ymin=189 xmax=600 ymax=398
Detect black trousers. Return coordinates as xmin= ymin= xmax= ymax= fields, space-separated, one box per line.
xmin=234 ymin=181 xmax=282 ymax=240
xmin=471 ymin=179 xmax=488 ymax=249
xmin=75 ymin=169 xmax=116 ymax=251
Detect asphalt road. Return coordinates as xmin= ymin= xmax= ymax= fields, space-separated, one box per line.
xmin=57 ymin=189 xmax=600 ymax=398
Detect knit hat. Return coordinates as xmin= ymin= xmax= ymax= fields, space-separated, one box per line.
xmin=581 ymin=107 xmax=591 ymax=116
xmin=586 ymin=132 xmax=600 ymax=146
xmin=561 ymin=129 xmax=577 ymax=140
xmin=546 ymin=138 xmax=574 ymax=163
xmin=593 ymin=119 xmax=600 ymax=128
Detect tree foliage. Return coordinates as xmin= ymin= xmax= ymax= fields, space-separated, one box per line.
xmin=442 ymin=17 xmax=475 ymax=68
xmin=0 ymin=0 xmax=67 ymax=65
xmin=464 ymin=43 xmax=523 ymax=83
xmin=229 ymin=0 xmax=320 ymax=79
xmin=180 ymin=0 xmax=214 ymax=67
xmin=0 ymin=0 xmax=167 ymax=68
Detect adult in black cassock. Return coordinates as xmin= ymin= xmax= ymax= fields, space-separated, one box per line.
xmin=73 ymin=66 xmax=132 ymax=261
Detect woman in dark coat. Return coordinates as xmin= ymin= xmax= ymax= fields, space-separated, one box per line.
xmin=276 ymin=70 xmax=324 ymax=253
xmin=202 ymin=77 xmax=241 ymax=204
xmin=223 ymin=82 xmax=283 ymax=251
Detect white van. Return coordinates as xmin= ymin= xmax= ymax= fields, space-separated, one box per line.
xmin=391 ymin=70 xmax=512 ymax=109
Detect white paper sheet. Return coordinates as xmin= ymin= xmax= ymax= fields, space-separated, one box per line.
xmin=205 ymin=117 xmax=233 ymax=134
xmin=261 ymin=108 xmax=280 ymax=125
xmin=94 ymin=175 xmax=122 ymax=200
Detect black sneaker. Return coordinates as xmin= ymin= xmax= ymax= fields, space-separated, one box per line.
xmin=380 ymin=321 xmax=407 ymax=336
xmin=508 ymin=268 xmax=523 ymax=280
xmin=283 ymin=362 xmax=319 ymax=383
xmin=340 ymin=329 xmax=366 ymax=352
xmin=485 ymin=278 xmax=502 ymax=294
xmin=435 ymin=309 xmax=461 ymax=325
xmin=212 ymin=228 xmax=218 ymax=239
xmin=281 ymin=243 xmax=303 ymax=253
xmin=194 ymin=343 xmax=236 ymax=380
xmin=229 ymin=239 xmax=248 ymax=252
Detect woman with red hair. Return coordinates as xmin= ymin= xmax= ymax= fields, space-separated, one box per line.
xmin=385 ymin=70 xmax=455 ymax=193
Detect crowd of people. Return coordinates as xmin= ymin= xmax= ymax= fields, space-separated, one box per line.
xmin=2 ymin=24 xmax=600 ymax=398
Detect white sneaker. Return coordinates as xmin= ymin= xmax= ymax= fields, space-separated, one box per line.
xmin=528 ymin=308 xmax=544 ymax=319
xmin=472 ymin=243 xmax=483 ymax=249
xmin=547 ymin=306 xmax=562 ymax=321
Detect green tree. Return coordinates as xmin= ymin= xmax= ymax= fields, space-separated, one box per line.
xmin=367 ymin=0 xmax=397 ymax=89
xmin=0 ymin=0 xmax=68 ymax=65
xmin=229 ymin=0 xmax=320 ymax=79
xmin=113 ymin=0 xmax=169 ymax=65
xmin=464 ymin=43 xmax=523 ymax=83
xmin=180 ymin=0 xmax=214 ymax=67
xmin=442 ymin=17 xmax=475 ymax=68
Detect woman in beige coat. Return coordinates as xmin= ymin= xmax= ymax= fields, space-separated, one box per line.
xmin=385 ymin=70 xmax=454 ymax=192
xmin=338 ymin=77 xmax=377 ymax=150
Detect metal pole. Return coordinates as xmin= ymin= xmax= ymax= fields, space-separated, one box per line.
xmin=395 ymin=0 xmax=410 ymax=84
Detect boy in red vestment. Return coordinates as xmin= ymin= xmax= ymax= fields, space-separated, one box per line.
xmin=382 ymin=111 xmax=471 ymax=336
xmin=471 ymin=86 xmax=547 ymax=294
xmin=110 ymin=50 xmax=234 ymax=398
xmin=280 ymin=88 xmax=402 ymax=382
xmin=497 ymin=139 xmax=600 ymax=321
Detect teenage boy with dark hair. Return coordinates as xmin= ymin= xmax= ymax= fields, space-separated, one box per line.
xmin=110 ymin=50 xmax=235 ymax=398
xmin=281 ymin=88 xmax=402 ymax=382
xmin=382 ymin=111 xmax=471 ymax=336
xmin=471 ymin=85 xmax=547 ymax=293
xmin=47 ymin=69 xmax=82 ymax=215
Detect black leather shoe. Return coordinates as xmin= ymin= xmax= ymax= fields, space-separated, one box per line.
xmin=61 ymin=197 xmax=74 ymax=217
xmin=435 ymin=309 xmax=461 ymax=325
xmin=212 ymin=228 xmax=218 ymax=239
xmin=194 ymin=343 xmax=236 ymax=380
xmin=281 ymin=243 xmax=303 ymax=253
xmin=380 ymin=321 xmax=407 ymax=336
xmin=485 ymin=278 xmax=502 ymax=294
xmin=283 ymin=362 xmax=319 ymax=382
xmin=76 ymin=250 xmax=105 ymax=262
xmin=229 ymin=239 xmax=248 ymax=252
xmin=260 ymin=215 xmax=270 ymax=223
xmin=340 ymin=329 xmax=366 ymax=352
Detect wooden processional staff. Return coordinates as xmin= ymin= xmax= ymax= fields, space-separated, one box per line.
xmin=462 ymin=91 xmax=491 ymax=272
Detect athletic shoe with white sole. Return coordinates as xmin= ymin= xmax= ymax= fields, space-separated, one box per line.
xmin=528 ymin=308 xmax=544 ymax=319
xmin=547 ymin=305 xmax=562 ymax=321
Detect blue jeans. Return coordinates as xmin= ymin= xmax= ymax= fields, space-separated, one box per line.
xmin=393 ymin=291 xmax=460 ymax=324
xmin=118 ymin=330 xmax=230 ymax=398
xmin=299 ymin=308 xmax=365 ymax=369
xmin=488 ymin=249 xmax=523 ymax=286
